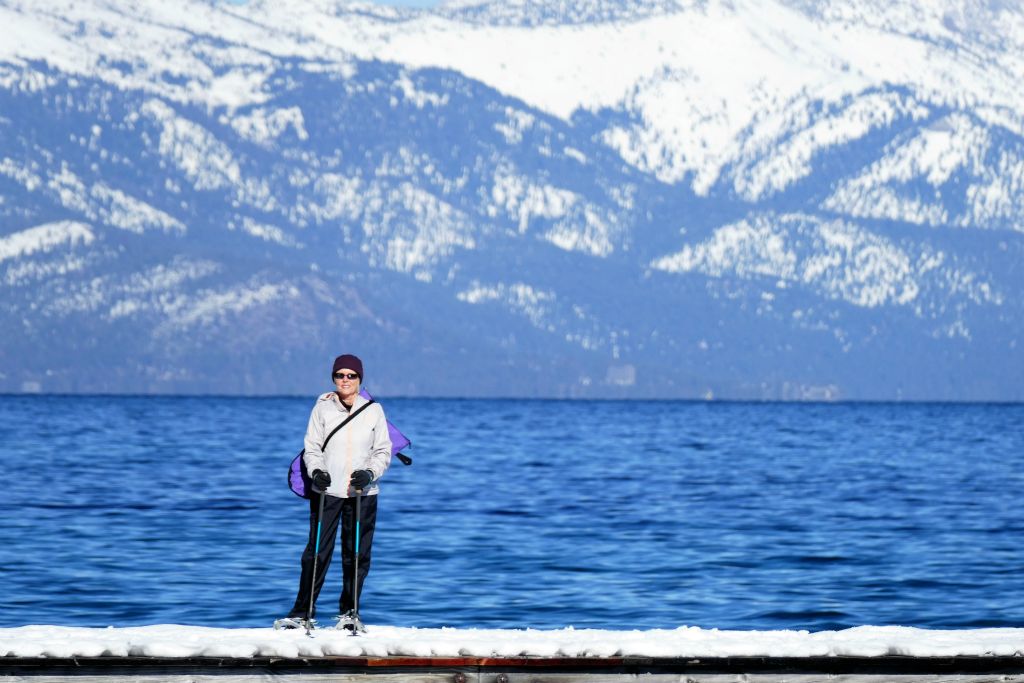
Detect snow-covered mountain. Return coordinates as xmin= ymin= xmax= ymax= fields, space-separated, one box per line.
xmin=0 ymin=0 xmax=1021 ymax=399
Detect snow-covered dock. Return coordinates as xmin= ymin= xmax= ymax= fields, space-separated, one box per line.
xmin=2 ymin=625 xmax=1024 ymax=681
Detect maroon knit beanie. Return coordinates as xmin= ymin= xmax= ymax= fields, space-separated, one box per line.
xmin=331 ymin=354 xmax=363 ymax=380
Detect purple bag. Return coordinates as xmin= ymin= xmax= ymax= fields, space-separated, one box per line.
xmin=289 ymin=390 xmax=412 ymax=499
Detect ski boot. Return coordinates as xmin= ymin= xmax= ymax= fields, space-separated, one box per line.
xmin=274 ymin=615 xmax=315 ymax=630
xmin=335 ymin=610 xmax=366 ymax=633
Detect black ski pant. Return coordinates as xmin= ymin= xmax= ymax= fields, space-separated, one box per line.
xmin=289 ymin=493 xmax=377 ymax=619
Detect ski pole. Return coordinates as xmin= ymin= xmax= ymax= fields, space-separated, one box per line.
xmin=306 ymin=490 xmax=326 ymax=636
xmin=352 ymin=487 xmax=362 ymax=631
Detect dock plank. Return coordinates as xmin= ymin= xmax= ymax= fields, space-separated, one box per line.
xmin=2 ymin=655 xmax=1024 ymax=682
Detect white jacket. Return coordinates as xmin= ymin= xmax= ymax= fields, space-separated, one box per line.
xmin=302 ymin=392 xmax=392 ymax=498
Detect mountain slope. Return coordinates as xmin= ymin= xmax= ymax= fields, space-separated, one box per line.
xmin=0 ymin=0 xmax=1021 ymax=399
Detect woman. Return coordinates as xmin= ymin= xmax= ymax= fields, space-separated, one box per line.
xmin=275 ymin=353 xmax=392 ymax=631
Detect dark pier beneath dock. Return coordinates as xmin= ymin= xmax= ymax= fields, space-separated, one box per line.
xmin=3 ymin=655 xmax=1024 ymax=681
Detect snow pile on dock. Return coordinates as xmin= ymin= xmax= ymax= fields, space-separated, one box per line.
xmin=2 ymin=624 xmax=1023 ymax=659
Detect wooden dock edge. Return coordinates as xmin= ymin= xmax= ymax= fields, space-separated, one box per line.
xmin=2 ymin=655 xmax=1024 ymax=681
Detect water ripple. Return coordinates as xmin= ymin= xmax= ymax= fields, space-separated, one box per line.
xmin=0 ymin=397 xmax=1022 ymax=631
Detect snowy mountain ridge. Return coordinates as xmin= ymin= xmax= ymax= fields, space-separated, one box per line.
xmin=0 ymin=0 xmax=1021 ymax=398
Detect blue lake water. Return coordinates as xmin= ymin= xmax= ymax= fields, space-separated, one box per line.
xmin=0 ymin=396 xmax=1022 ymax=631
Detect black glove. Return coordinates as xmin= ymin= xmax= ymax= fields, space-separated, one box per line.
xmin=349 ymin=469 xmax=373 ymax=489
xmin=312 ymin=469 xmax=332 ymax=491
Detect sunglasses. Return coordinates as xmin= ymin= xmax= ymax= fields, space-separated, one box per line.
xmin=333 ymin=372 xmax=360 ymax=380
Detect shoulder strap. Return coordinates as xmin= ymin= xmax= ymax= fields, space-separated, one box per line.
xmin=321 ymin=399 xmax=376 ymax=452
